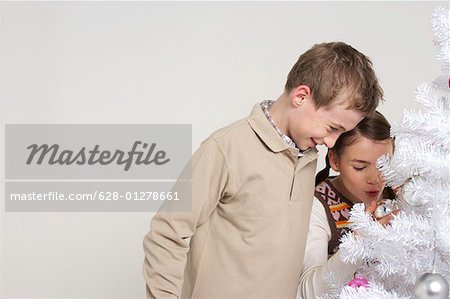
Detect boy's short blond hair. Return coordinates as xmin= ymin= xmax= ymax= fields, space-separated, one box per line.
xmin=285 ymin=42 xmax=383 ymax=115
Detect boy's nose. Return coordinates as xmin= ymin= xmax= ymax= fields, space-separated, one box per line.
xmin=323 ymin=136 xmax=338 ymax=148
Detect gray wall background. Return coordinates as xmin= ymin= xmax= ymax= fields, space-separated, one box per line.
xmin=0 ymin=2 xmax=447 ymax=298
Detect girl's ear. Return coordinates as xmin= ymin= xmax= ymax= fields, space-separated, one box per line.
xmin=328 ymin=150 xmax=340 ymax=172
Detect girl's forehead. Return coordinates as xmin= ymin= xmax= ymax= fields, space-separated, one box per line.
xmin=340 ymin=137 xmax=393 ymax=159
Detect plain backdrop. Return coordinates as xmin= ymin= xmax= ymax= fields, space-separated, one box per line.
xmin=0 ymin=1 xmax=447 ymax=298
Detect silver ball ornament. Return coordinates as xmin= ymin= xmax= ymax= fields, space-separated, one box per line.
xmin=414 ymin=273 xmax=449 ymax=299
xmin=400 ymin=180 xmax=422 ymax=206
xmin=374 ymin=199 xmax=398 ymax=219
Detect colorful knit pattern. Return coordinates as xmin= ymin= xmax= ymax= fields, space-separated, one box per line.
xmin=315 ymin=179 xmax=354 ymax=255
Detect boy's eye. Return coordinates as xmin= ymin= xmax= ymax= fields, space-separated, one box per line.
xmin=353 ymin=166 xmax=365 ymax=171
xmin=328 ymin=126 xmax=339 ymax=132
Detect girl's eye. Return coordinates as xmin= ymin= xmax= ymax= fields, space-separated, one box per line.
xmin=353 ymin=166 xmax=365 ymax=171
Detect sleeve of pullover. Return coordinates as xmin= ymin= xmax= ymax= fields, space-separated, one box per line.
xmin=143 ymin=137 xmax=230 ymax=298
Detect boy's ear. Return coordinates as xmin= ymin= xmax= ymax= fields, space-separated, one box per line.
xmin=328 ymin=150 xmax=340 ymax=172
xmin=290 ymin=85 xmax=311 ymax=107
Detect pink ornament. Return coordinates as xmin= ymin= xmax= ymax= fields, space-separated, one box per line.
xmin=347 ymin=276 xmax=369 ymax=289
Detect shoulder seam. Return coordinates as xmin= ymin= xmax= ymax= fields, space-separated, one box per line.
xmin=210 ymin=136 xmax=233 ymax=196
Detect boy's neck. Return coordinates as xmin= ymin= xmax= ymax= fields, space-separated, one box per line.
xmin=268 ymin=93 xmax=292 ymax=137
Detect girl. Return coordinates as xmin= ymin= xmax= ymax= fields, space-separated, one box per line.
xmin=297 ymin=111 xmax=395 ymax=298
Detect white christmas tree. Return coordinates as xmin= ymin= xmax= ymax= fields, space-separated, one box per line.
xmin=321 ymin=7 xmax=450 ymax=299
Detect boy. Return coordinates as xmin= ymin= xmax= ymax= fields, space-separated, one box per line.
xmin=143 ymin=42 xmax=383 ymax=299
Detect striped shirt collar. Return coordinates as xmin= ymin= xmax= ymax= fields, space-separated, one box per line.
xmin=260 ymin=100 xmax=306 ymax=157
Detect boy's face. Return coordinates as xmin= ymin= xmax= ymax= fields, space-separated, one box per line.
xmin=287 ymin=93 xmax=364 ymax=151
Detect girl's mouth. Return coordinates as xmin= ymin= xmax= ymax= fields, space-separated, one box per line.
xmin=366 ymin=191 xmax=379 ymax=198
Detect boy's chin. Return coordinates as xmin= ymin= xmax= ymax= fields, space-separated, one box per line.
xmin=298 ymin=145 xmax=311 ymax=151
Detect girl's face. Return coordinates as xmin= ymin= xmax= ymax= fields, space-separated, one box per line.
xmin=329 ymin=135 xmax=393 ymax=206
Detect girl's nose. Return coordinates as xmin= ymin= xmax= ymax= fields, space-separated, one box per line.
xmin=367 ymin=168 xmax=381 ymax=185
